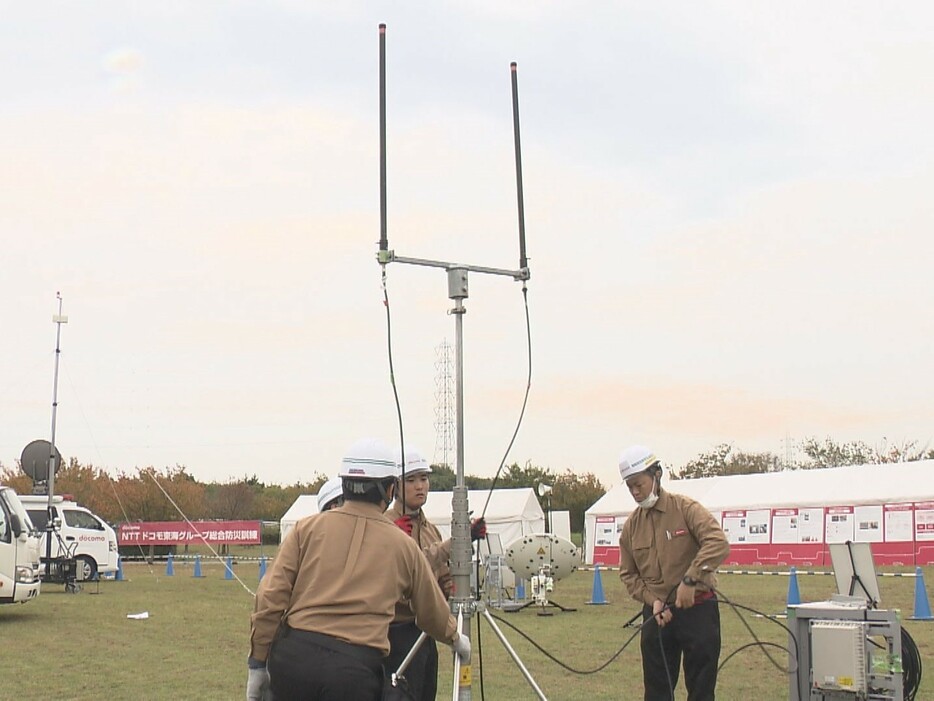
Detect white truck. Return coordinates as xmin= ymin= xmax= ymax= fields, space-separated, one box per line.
xmin=20 ymin=494 xmax=119 ymax=581
xmin=0 ymin=486 xmax=42 ymax=604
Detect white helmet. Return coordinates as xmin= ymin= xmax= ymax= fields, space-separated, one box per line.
xmin=339 ymin=438 xmax=398 ymax=479
xmin=395 ymin=446 xmax=432 ymax=475
xmin=619 ymin=445 xmax=660 ymax=482
xmin=317 ymin=476 xmax=344 ymax=511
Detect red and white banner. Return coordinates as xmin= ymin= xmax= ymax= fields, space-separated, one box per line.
xmin=119 ymin=520 xmax=262 ymax=545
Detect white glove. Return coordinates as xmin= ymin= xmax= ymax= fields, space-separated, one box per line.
xmin=451 ymin=633 xmax=471 ymax=663
xmin=246 ymin=665 xmax=270 ymax=701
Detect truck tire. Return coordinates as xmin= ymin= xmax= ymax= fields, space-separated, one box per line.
xmin=77 ymin=555 xmax=98 ymax=581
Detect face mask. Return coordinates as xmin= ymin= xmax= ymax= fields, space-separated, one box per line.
xmin=637 ymin=477 xmax=658 ymax=510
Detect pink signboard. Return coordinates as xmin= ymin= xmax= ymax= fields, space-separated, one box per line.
xmin=119 ymin=520 xmax=262 ymax=545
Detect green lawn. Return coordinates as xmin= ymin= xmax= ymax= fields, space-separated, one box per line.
xmin=1 ymin=557 xmax=930 ymax=700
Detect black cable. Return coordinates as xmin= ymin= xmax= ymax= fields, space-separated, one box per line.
xmin=380 ymin=265 xmax=406 ymax=504
xmin=902 ymin=627 xmax=922 ymax=701
xmin=712 ymin=588 xmax=798 ymax=676
xmin=719 ymin=641 xmax=793 ymax=673
xmin=656 ymin=584 xmax=679 ymax=701
xmin=488 ymin=609 xmax=646 ymax=675
xmin=482 ymin=585 xmax=800 ymax=696
xmin=477 ymin=608 xmax=485 ymax=701
xmin=480 ymin=284 xmax=531 ymax=519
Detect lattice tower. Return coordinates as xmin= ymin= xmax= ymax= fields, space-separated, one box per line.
xmin=433 ymin=339 xmax=455 ymax=468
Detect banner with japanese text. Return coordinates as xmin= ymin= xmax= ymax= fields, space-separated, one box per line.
xmin=119 ymin=520 xmax=261 ymax=545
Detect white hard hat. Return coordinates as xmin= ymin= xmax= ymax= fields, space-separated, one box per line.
xmin=317 ymin=476 xmax=344 ymax=511
xmin=395 ymin=446 xmax=432 ymax=475
xmin=619 ymin=445 xmax=660 ymax=482
xmin=339 ymin=438 xmax=398 ymax=479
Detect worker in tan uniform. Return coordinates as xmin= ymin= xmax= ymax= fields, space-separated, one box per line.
xmin=617 ymin=445 xmax=730 ymax=701
xmin=246 ymin=438 xmax=470 ymax=701
xmin=383 ymin=447 xmax=486 ymax=701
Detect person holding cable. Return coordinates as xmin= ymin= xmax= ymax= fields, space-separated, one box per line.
xmin=246 ymin=438 xmax=470 ymax=701
xmin=384 ymin=447 xmax=487 ymax=701
xmin=617 ymin=445 xmax=730 ymax=701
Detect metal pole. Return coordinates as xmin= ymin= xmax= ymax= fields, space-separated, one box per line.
xmin=447 ymin=268 xmax=473 ymax=700
xmin=46 ymin=292 xmax=67 ymax=578
xmin=392 ymin=631 xmax=428 ymax=683
xmin=482 ymin=608 xmax=547 ymax=700
xmin=451 ymin=605 xmax=465 ymax=701
xmin=511 ymin=62 xmax=528 ymax=272
xmin=379 ymin=23 xmax=388 ymax=253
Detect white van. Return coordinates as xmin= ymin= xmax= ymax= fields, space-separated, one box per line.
xmin=20 ymin=495 xmax=119 ymax=580
xmin=0 ymin=486 xmax=42 ymax=604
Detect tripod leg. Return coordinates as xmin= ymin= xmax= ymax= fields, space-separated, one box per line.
xmin=391 ymin=630 xmax=428 ymax=679
xmin=481 ymin=608 xmax=547 ymax=700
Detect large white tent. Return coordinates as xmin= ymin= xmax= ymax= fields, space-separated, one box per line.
xmin=421 ymin=488 xmax=546 ymax=547
xmin=584 ymin=460 xmax=934 ymax=566
xmin=280 ymin=487 xmax=545 ymax=547
xmin=280 ymin=494 xmax=319 ymax=542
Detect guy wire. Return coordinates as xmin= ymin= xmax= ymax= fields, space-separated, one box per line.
xmin=63 ymin=358 xmax=155 ymax=574
xmin=144 ymin=469 xmax=256 ymax=597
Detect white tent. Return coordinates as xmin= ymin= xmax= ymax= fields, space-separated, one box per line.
xmin=584 ymin=460 xmax=934 ymax=565
xmin=421 ymin=488 xmax=545 ymax=547
xmin=279 ymin=494 xmax=319 ymax=543
xmin=280 ymin=487 xmax=545 ymax=547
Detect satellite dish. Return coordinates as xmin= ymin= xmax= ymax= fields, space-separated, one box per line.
xmin=504 ymin=533 xmax=579 ymax=581
xmin=537 ymin=483 xmax=552 ymax=497
xmin=20 ymin=440 xmax=62 ymax=482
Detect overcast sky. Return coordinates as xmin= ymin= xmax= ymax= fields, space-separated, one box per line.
xmin=1 ymin=2 xmax=932 ymax=490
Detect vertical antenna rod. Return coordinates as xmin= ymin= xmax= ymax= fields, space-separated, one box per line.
xmin=47 ymin=292 xmax=66 ymax=503
xmin=511 ymin=63 xmax=528 ymax=271
xmin=379 ymin=24 xmax=389 ymax=252
xmin=46 ymin=292 xmax=67 ymax=579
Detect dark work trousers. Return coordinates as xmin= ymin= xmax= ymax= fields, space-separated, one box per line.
xmin=267 ymin=626 xmax=384 ymax=701
xmin=640 ymin=598 xmax=721 ymax=701
xmin=385 ymin=621 xmax=438 ymax=701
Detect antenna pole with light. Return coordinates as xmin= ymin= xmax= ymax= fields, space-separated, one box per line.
xmin=45 ymin=292 xmax=68 ymax=578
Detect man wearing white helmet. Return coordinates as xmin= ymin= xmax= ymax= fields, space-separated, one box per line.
xmin=383 ymin=447 xmax=486 ymax=701
xmin=316 ymin=475 xmax=344 ymax=512
xmin=616 ymin=445 xmax=729 ymax=701
xmin=246 ymin=438 xmax=470 ymax=701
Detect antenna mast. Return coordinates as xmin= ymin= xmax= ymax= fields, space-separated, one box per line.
xmin=377 ymin=25 xmax=539 ymax=700
xmin=46 ymin=292 xmax=68 ymax=578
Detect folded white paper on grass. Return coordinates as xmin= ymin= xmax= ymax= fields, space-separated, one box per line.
xmin=127 ymin=611 xmax=150 ymax=620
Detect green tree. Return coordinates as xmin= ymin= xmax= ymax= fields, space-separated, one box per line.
xmin=551 ymin=470 xmax=605 ymax=532
xmin=204 ymin=479 xmax=256 ymax=520
xmin=797 ymin=436 xmax=934 ymax=468
xmin=428 ymin=463 xmax=457 ymax=491
xmin=497 ymin=461 xmax=554 ymax=490
xmin=796 ymin=437 xmax=875 ymax=469
xmin=112 ymin=465 xmax=207 ymax=522
xmin=675 ymin=443 xmax=780 ymax=479
xmin=0 ymin=461 xmax=33 ymax=495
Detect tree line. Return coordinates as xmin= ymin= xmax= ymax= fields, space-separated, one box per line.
xmin=0 ymin=457 xmax=604 ymax=533
xmin=1 ymin=436 xmax=929 ymax=531
xmin=673 ymin=437 xmax=934 ymax=479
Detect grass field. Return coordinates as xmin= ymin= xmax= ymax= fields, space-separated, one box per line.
xmin=1 ymin=555 xmax=930 ymax=700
